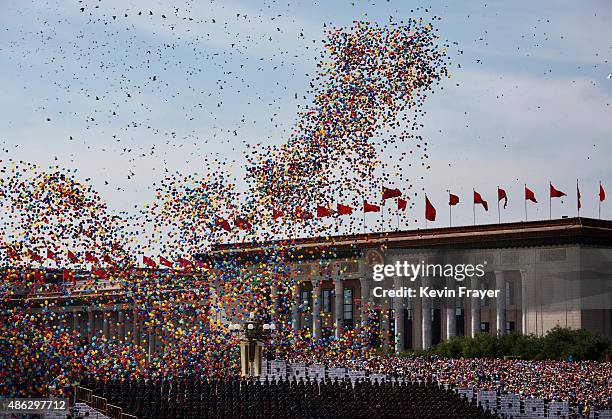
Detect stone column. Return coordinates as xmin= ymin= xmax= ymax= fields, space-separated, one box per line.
xmin=470 ymin=275 xmax=481 ymax=337
xmin=311 ymin=280 xmax=322 ymax=339
xmin=380 ymin=299 xmax=390 ymax=352
xmin=291 ymin=282 xmax=300 ymax=335
xmin=334 ymin=278 xmax=343 ymax=338
xmin=87 ymin=309 xmax=94 ymax=341
xmin=421 ymin=276 xmax=432 ymax=350
xmin=495 ymin=270 xmax=507 ymax=335
xmin=147 ymin=330 xmax=154 ymax=362
xmin=109 ymin=310 xmax=117 ymax=340
xmin=118 ymin=310 xmax=125 ymax=341
xmin=359 ymin=277 xmax=371 ymax=330
xmin=446 ymin=278 xmax=456 ymax=340
xmin=520 ymin=269 xmax=529 ymax=335
xmin=132 ymin=308 xmax=139 ymax=347
xmin=72 ymin=311 xmax=78 ymax=332
xmin=393 ymin=276 xmax=405 ymax=353
xmin=102 ymin=310 xmax=109 ymax=339
xmin=270 ymin=283 xmax=279 ymax=314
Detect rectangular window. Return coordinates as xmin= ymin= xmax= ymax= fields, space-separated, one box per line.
xmin=343 ymin=288 xmax=353 ymax=321
xmin=301 ymin=290 xmax=310 ymax=306
xmin=322 ymin=290 xmax=332 ymax=313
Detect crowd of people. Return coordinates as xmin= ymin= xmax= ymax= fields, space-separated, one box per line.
xmin=284 ymin=353 xmax=612 ymax=410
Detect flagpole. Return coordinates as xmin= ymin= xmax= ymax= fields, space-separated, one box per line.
xmin=524 ymin=184 xmax=528 ymax=222
xmin=335 ymin=209 xmax=340 ymax=235
xmin=447 ymin=189 xmax=452 ymax=228
xmin=549 ymin=181 xmax=552 ymax=220
xmin=450 ymin=195 xmax=452 ymax=228
xmin=363 ymin=204 xmax=366 ymax=234
xmin=599 ymin=181 xmax=602 ymax=220
xmin=381 ymin=200 xmax=385 ymax=233
xmin=425 ymin=194 xmax=428 ymax=230
xmin=396 ymin=205 xmax=400 ymax=232
xmin=497 ymin=186 xmax=500 ymax=224
xmin=576 ymin=179 xmax=580 ymax=217
xmin=472 ymin=188 xmax=476 ymax=226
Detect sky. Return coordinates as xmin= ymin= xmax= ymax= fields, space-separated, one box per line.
xmin=1 ymin=0 xmax=612 ymax=232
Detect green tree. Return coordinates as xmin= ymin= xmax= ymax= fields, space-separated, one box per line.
xmin=428 ymin=327 xmax=610 ymax=360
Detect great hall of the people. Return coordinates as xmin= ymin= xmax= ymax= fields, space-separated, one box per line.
xmin=5 ymin=217 xmax=612 ymax=356
xmin=211 ymin=217 xmax=612 ymax=351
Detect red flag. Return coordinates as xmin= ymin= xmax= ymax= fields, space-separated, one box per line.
xmin=577 ymin=182 xmax=581 ymax=210
xmin=143 ymin=256 xmax=157 ymax=268
xmin=473 ymin=191 xmax=488 ymax=211
xmin=6 ymin=247 xmax=20 ymax=262
xmin=85 ymin=252 xmax=99 ymax=264
xmin=398 ymin=198 xmax=407 ymax=211
xmin=160 ymin=256 xmax=173 ymax=268
xmin=63 ymin=269 xmax=75 ymax=283
xmin=498 ymin=187 xmax=508 ymax=209
xmin=296 ymin=209 xmax=313 ymax=220
xmin=525 ymin=186 xmax=538 ymax=203
xmin=600 ymin=183 xmax=606 ymax=202
xmin=550 ymin=183 xmax=566 ymax=198
xmin=102 ymin=254 xmax=113 ymax=265
xmin=363 ymin=201 xmax=380 ymax=213
xmin=28 ymin=250 xmax=42 ymax=263
xmin=234 ymin=217 xmax=252 ymax=230
xmin=337 ymin=204 xmax=353 ymax=215
xmin=92 ymin=268 xmax=108 ymax=280
xmin=216 ymin=217 xmax=232 ymax=232
xmin=178 ymin=257 xmax=192 ymax=269
xmin=382 ymin=187 xmax=402 ymax=200
xmin=46 ymin=249 xmax=56 ymax=261
xmin=32 ymin=269 xmax=44 ymax=283
xmin=425 ymin=196 xmax=436 ymax=221
xmin=449 ymin=193 xmax=459 ymax=206
xmin=67 ymin=250 xmax=78 ymax=263
xmin=316 ymin=205 xmax=332 ymax=218
xmin=272 ymin=208 xmax=284 ymax=221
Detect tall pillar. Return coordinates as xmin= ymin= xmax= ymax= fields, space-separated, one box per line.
xmin=132 ymin=308 xmax=139 ymax=347
xmin=470 ymin=275 xmax=481 ymax=337
xmin=421 ymin=276 xmax=432 ymax=350
xmin=359 ymin=277 xmax=371 ymax=330
xmin=118 ymin=310 xmax=125 ymax=341
xmin=102 ymin=310 xmax=109 ymax=339
xmin=520 ymin=269 xmax=529 ymax=335
xmin=334 ymin=278 xmax=343 ymax=338
xmin=87 ymin=309 xmax=94 ymax=341
xmin=311 ymin=280 xmax=322 ymax=339
xmin=291 ymin=282 xmax=300 ymax=335
xmin=72 ymin=311 xmax=78 ymax=332
xmin=109 ymin=310 xmax=117 ymax=340
xmin=495 ymin=270 xmax=507 ymax=335
xmin=393 ymin=276 xmax=405 ymax=353
xmin=380 ymin=299 xmax=390 ymax=352
xmin=147 ymin=330 xmax=154 ymax=363
xmin=270 ymin=284 xmax=279 ymax=313
xmin=446 ymin=278 xmax=456 ymax=340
